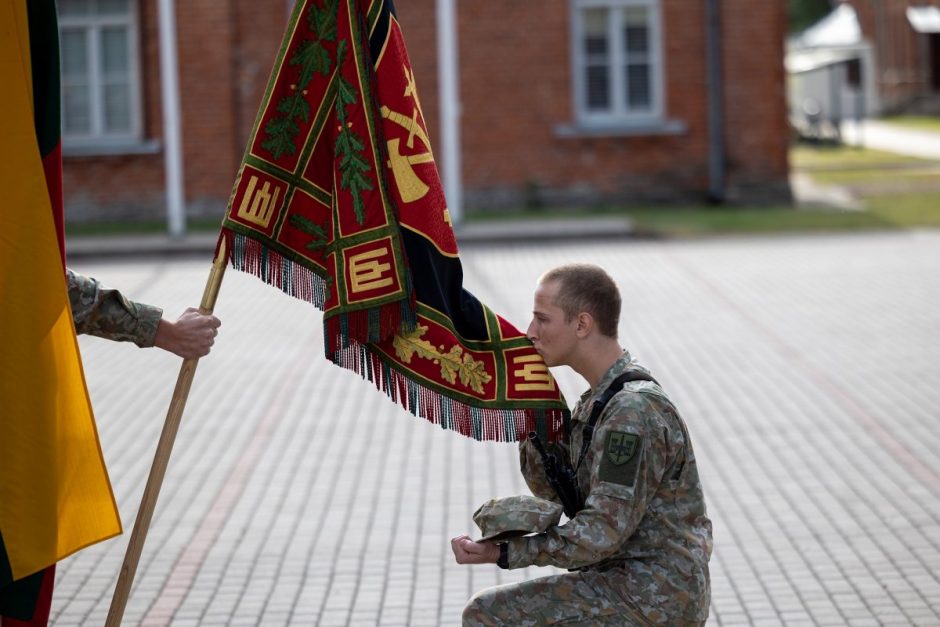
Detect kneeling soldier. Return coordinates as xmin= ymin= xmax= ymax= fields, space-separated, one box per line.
xmin=451 ymin=264 xmax=712 ymax=626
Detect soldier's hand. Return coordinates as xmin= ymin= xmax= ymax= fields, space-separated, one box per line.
xmin=450 ymin=535 xmax=499 ymax=565
xmin=153 ymin=307 xmax=221 ymax=359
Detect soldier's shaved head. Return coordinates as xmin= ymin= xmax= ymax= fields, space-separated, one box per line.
xmin=538 ymin=264 xmax=621 ymax=338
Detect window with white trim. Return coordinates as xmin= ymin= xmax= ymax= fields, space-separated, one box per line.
xmin=571 ymin=0 xmax=664 ymax=127
xmin=58 ymin=0 xmax=142 ymax=145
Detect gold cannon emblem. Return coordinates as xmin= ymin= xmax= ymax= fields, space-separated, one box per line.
xmin=380 ymin=65 xmax=438 ymax=204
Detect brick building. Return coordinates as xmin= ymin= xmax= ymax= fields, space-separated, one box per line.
xmin=58 ymin=0 xmax=290 ymax=225
xmin=59 ymin=0 xmax=790 ymax=227
xmin=841 ymin=0 xmax=940 ymax=113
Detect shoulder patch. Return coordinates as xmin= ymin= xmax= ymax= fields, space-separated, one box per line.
xmin=599 ymin=431 xmax=642 ymax=487
xmin=606 ymin=431 xmax=638 ymax=465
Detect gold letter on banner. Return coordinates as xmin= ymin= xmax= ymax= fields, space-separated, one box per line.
xmin=512 ymin=355 xmax=556 ymax=392
xmin=349 ymin=247 xmax=394 ymax=293
xmin=236 ymin=175 xmax=280 ymax=229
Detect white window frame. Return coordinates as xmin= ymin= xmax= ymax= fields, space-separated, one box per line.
xmin=58 ymin=0 xmax=144 ymax=149
xmin=570 ymin=0 xmax=665 ymax=128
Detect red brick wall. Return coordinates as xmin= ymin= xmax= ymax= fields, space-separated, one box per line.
xmin=397 ymin=0 xmax=706 ymax=206
xmin=63 ymin=0 xmax=286 ymax=224
xmin=63 ymin=0 xmax=790 ymax=224
xmin=400 ymin=0 xmax=788 ymax=207
xmin=721 ymin=0 xmax=790 ymax=198
xmin=63 ymin=1 xmax=162 ymax=222
xmin=174 ymin=0 xmax=237 ymax=210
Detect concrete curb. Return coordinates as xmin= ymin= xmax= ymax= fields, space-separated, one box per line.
xmin=66 ymin=217 xmax=637 ymax=258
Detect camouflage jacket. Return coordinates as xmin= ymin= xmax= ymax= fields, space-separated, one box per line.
xmin=510 ymin=352 xmax=713 ymax=622
xmin=67 ymin=269 xmax=162 ymax=347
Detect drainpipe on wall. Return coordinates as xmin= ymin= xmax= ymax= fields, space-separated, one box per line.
xmin=158 ymin=0 xmax=186 ymax=238
xmin=705 ymin=0 xmax=725 ymax=203
xmin=867 ymin=0 xmax=886 ymax=109
xmin=436 ymin=0 xmax=462 ymax=225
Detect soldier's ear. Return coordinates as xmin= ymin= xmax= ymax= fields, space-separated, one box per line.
xmin=574 ymin=312 xmax=593 ymax=338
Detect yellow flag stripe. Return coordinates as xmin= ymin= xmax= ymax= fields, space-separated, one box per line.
xmin=0 ymin=0 xmax=121 ymax=581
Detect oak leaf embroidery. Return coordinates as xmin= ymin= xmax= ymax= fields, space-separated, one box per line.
xmin=393 ymin=325 xmax=492 ymax=394
xmin=262 ymin=0 xmax=338 ymax=159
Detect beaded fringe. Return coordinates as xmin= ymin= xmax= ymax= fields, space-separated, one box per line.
xmin=219 ymin=229 xmax=564 ymax=442
xmin=221 ymin=229 xmax=409 ymax=346
xmin=330 ymin=339 xmax=565 ymax=442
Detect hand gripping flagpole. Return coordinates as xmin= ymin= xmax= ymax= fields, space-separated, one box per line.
xmin=105 ymin=239 xmax=228 ymax=626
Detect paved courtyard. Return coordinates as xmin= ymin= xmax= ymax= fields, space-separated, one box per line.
xmin=52 ymin=231 xmax=940 ymax=626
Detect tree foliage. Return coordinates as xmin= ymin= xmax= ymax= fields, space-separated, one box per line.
xmin=789 ymin=0 xmax=834 ymax=33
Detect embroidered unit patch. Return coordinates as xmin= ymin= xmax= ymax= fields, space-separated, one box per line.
xmin=606 ymin=432 xmax=638 ymax=465
xmin=599 ymin=431 xmax=642 ymax=486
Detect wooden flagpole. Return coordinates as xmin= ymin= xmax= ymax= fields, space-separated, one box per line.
xmin=105 ymin=239 xmax=228 ymax=626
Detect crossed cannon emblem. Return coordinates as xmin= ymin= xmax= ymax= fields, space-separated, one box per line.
xmin=381 ymin=66 xmax=437 ymax=204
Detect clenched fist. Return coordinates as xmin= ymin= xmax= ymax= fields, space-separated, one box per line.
xmin=153 ymin=307 xmax=221 ymax=359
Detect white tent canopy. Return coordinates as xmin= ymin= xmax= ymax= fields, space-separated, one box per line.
xmin=791 ymin=3 xmax=863 ymax=49
xmin=907 ymin=6 xmax=940 ymax=34
xmin=787 ymin=4 xmax=867 ymax=74
xmin=787 ymin=46 xmax=863 ymax=74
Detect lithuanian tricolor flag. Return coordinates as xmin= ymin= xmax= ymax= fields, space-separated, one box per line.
xmin=0 ymin=0 xmax=121 ymax=615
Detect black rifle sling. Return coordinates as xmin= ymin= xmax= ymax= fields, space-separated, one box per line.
xmin=573 ymin=370 xmax=659 ymax=474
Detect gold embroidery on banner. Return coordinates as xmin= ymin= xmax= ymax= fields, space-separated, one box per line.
xmin=381 ymin=105 xmax=430 ymax=151
xmin=386 ymin=138 xmax=434 ymax=203
xmin=236 ymin=175 xmax=280 ymax=229
xmin=393 ymin=324 xmax=492 ymax=394
xmin=403 ymin=65 xmax=423 ymax=121
xmin=349 ymin=247 xmax=394 ymax=292
xmin=512 ymin=354 xmax=557 ymax=392
xmin=380 ymin=64 xmax=436 ymax=203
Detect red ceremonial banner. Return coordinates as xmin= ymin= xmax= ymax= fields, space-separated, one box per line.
xmin=217 ymin=0 xmax=569 ymax=442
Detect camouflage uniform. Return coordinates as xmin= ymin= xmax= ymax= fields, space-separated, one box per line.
xmin=474 ymin=496 xmax=564 ymax=542
xmin=464 ymin=352 xmax=712 ymax=626
xmin=67 ymin=269 xmax=162 ymax=345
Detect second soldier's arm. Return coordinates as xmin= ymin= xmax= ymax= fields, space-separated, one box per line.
xmin=67 ymin=269 xmax=163 ymax=346
xmin=67 ymin=269 xmax=220 ymax=359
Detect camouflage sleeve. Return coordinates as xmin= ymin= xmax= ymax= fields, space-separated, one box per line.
xmin=67 ymin=269 xmax=163 ymax=347
xmin=506 ymin=393 xmax=670 ymax=570
xmin=518 ymin=437 xmax=572 ymax=504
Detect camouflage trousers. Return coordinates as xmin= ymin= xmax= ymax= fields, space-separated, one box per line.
xmin=462 ymin=570 xmax=705 ymax=626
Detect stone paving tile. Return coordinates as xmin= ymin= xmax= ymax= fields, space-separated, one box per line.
xmin=48 ymin=232 xmax=940 ymax=625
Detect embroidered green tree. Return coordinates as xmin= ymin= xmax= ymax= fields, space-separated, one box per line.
xmin=289 ymin=214 xmax=329 ymax=251
xmin=333 ymin=40 xmax=373 ymax=225
xmin=262 ymin=0 xmax=338 ymax=159
xmin=307 ymin=0 xmax=337 ymax=55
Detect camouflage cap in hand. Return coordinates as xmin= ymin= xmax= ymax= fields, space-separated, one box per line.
xmin=472 ymin=495 xmax=564 ymax=542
